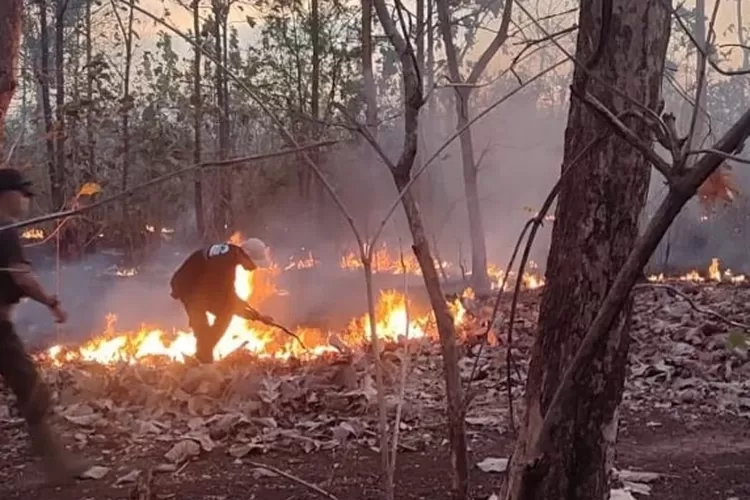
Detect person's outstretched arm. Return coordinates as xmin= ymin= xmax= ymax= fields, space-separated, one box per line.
xmin=0 ymin=229 xmax=66 ymax=323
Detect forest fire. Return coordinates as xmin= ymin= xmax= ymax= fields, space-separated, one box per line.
xmin=46 ymin=264 xmax=468 ymax=366
xmin=647 ymin=258 xmax=746 ymax=284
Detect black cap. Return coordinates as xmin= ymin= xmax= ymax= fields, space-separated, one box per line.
xmin=0 ymin=168 xmax=34 ymax=197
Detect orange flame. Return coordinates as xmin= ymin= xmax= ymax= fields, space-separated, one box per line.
xmin=46 ymin=265 xmax=469 ymax=365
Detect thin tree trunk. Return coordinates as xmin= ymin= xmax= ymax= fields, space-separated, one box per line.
xmin=121 ymin=0 xmax=135 ymax=191
xmin=212 ymin=0 xmax=232 ymax=237
xmin=0 ymin=0 xmax=23 ymax=148
xmin=310 ymin=0 xmax=323 ymax=225
xmin=54 ymin=0 xmax=67 ymax=208
xmin=434 ymin=0 xmax=512 ymax=293
xmin=85 ymin=0 xmax=94 ymax=178
xmin=371 ymin=1 xmax=469 ymax=497
xmin=39 ymin=0 xmax=59 ymax=208
xmin=192 ymin=0 xmax=205 ymax=238
xmin=738 ymin=0 xmax=749 ymax=70
xmin=503 ymin=1 xmax=671 ymax=499
xmin=361 ymin=0 xmax=377 ymax=237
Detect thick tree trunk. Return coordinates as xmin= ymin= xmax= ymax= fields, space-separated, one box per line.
xmin=504 ymin=2 xmax=671 ymax=499
xmin=0 ymin=0 xmax=23 ymax=147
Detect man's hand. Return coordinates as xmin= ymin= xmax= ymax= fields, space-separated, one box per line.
xmin=48 ymin=297 xmax=67 ymax=324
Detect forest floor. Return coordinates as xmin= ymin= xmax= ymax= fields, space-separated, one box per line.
xmin=1 ymin=281 xmax=750 ymax=499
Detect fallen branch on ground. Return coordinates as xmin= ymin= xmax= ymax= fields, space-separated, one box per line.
xmin=246 ymin=461 xmax=340 ymax=500
xmin=635 ymin=283 xmax=750 ymax=330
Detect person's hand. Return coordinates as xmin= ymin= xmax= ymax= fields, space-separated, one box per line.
xmin=49 ymin=300 xmax=68 ymax=324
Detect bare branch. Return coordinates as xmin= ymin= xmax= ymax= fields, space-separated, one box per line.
xmin=669 ymin=0 xmax=750 ymax=76
xmin=686 ymin=148 xmax=750 ymax=165
xmin=685 ymin=0 xmax=720 ymax=159
xmin=634 ymin=283 xmax=750 ymax=330
xmin=528 ymin=106 xmax=750 ymax=463
xmin=466 ymin=0 xmax=514 ymax=84
xmin=370 ymin=59 xmax=568 ymax=249
xmin=121 ymin=1 xmax=365 ymax=251
xmin=0 ymin=141 xmax=341 ymax=232
xmin=575 ymin=91 xmax=673 ymax=178
xmin=246 ymin=461 xmax=340 ymax=500
xmin=513 ymin=0 xmax=667 ymax=129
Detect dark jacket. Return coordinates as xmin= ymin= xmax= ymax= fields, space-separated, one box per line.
xmin=170 ymin=243 xmax=258 ymax=310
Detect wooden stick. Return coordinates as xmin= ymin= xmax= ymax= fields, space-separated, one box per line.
xmin=246 ymin=461 xmax=340 ymax=500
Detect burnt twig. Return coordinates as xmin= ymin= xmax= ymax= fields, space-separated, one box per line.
xmin=246 ymin=461 xmax=340 ymax=500
xmin=634 ymin=283 xmax=750 ymax=330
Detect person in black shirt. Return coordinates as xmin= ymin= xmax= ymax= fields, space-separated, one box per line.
xmin=170 ymin=237 xmax=274 ymax=363
xmin=0 ymin=168 xmax=89 ymax=483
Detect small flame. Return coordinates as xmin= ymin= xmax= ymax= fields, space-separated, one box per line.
xmin=115 ymin=268 xmax=137 ymax=277
xmin=22 ymin=228 xmax=45 ymax=240
xmin=285 ymin=251 xmax=318 ymax=271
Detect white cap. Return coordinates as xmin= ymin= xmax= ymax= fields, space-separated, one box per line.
xmin=241 ymin=238 xmax=270 ymax=268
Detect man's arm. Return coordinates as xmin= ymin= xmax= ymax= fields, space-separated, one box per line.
xmin=234 ymin=247 xmax=258 ymax=271
xmin=0 ymin=229 xmax=58 ymax=308
xmin=12 ymin=263 xmax=58 ymax=307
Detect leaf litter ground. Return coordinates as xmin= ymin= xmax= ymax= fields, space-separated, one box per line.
xmin=1 ymin=282 xmax=749 ymax=499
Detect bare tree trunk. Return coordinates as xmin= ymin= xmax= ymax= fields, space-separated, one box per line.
xmin=310 ymin=0 xmax=324 ymax=226
xmin=503 ymin=1 xmax=671 ymax=499
xmin=192 ymin=0 xmax=205 ymax=238
xmin=121 ymin=0 xmax=135 ymax=191
xmin=84 ymin=0 xmax=95 ymax=179
xmin=371 ymin=1 xmax=468 ymax=498
xmin=53 ymin=0 xmax=67 ymax=208
xmin=738 ymin=0 xmax=749 ymax=70
xmin=434 ymin=0 xmax=512 ymax=293
xmin=361 ymin=0 xmax=377 ymax=237
xmin=212 ymin=0 xmax=232 ymax=237
xmin=38 ymin=0 xmax=59 ymax=208
xmin=0 ymin=0 xmax=23 ymax=148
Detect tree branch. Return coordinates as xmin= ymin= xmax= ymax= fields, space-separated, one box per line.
xmin=466 ymin=0 xmax=514 ymax=84
xmin=575 ymin=90 xmax=673 ymax=178
xmin=120 ymin=1 xmax=366 ymax=251
xmin=0 ymin=141 xmax=341 ymax=232
xmin=527 ymin=106 xmax=750 ymax=463
xmin=669 ymin=0 xmax=750 ymax=76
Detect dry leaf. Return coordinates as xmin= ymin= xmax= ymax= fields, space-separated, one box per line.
xmin=114 ymin=469 xmax=141 ymax=486
xmin=80 ymin=465 xmax=110 ymax=480
xmin=476 ymin=457 xmax=508 ymax=473
xmin=164 ymin=440 xmax=201 ymax=463
xmin=77 ymin=182 xmax=103 ymax=197
xmin=228 ymin=443 xmax=263 ymax=458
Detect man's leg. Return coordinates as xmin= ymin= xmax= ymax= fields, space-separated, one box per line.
xmin=186 ymin=303 xmax=216 ymax=364
xmin=0 ymin=320 xmax=88 ymax=481
xmin=201 ymin=310 xmax=232 ymax=362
